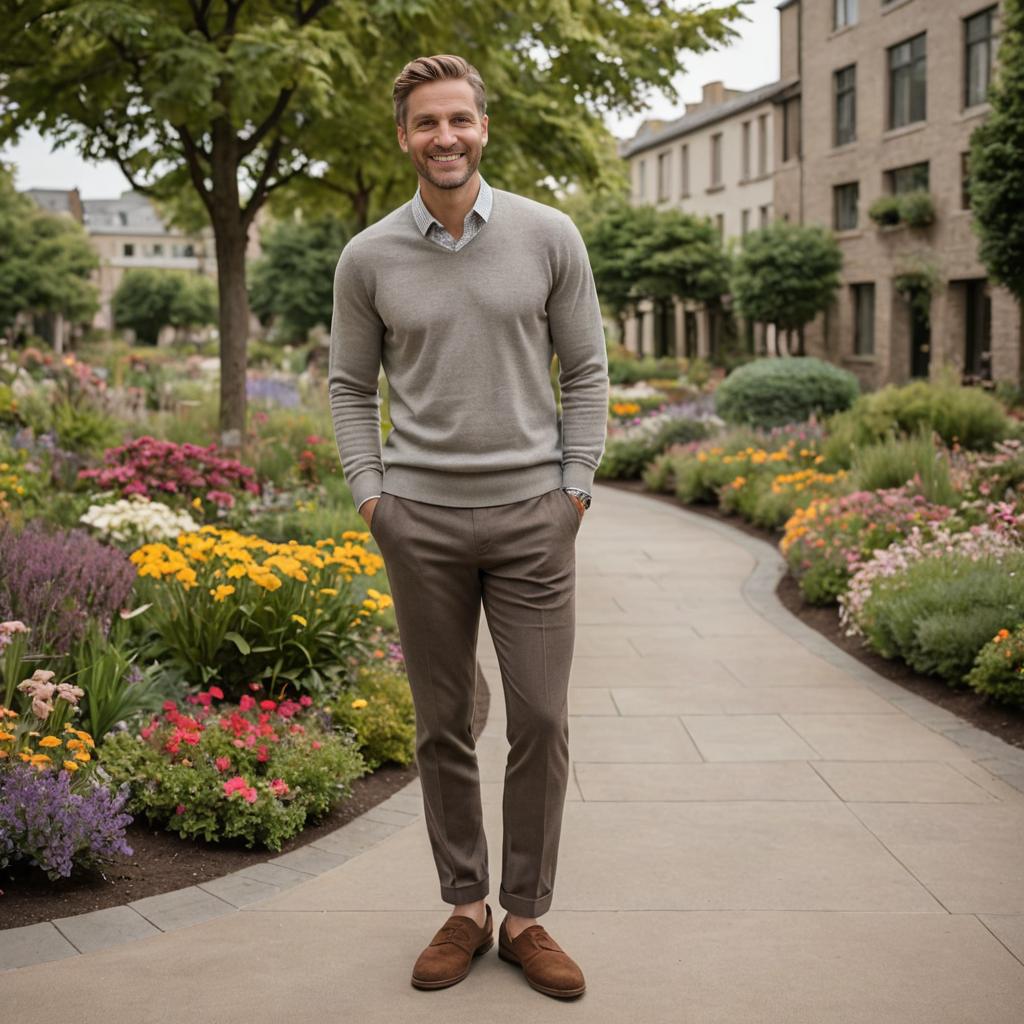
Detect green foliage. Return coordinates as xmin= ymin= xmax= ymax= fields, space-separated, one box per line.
xmin=867 ymin=195 xmax=901 ymax=227
xmin=330 ymin=662 xmax=416 ymax=770
xmin=859 ymin=551 xmax=1024 ymax=684
xmin=249 ymin=214 xmax=352 ymax=343
xmin=99 ymin=711 xmax=367 ymax=851
xmin=849 ymin=432 xmax=959 ymax=506
xmin=868 ymin=191 xmax=935 ymax=229
xmin=596 ymin=418 xmax=712 ymax=480
xmin=968 ymin=0 xmax=1024 ymax=300
xmin=0 ymin=163 xmax=99 ymax=330
xmin=112 ymin=269 xmax=216 ymax=345
xmin=732 ymin=223 xmax=843 ymax=332
xmin=714 ymin=357 xmax=860 ymax=429
xmin=966 ymin=625 xmax=1024 ymax=709
xmin=633 ymin=208 xmax=732 ymax=305
xmin=822 ymin=378 xmax=1012 ymax=465
xmin=607 ymin=354 xmax=686 ymax=385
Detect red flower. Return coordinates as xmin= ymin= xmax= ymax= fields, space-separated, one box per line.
xmin=162 ymin=700 xmax=177 ymax=712
xmin=270 ymin=778 xmax=289 ymax=797
xmin=257 ymin=745 xmax=269 ymax=763
xmin=208 ymin=686 xmax=224 ymax=700
xmin=259 ymin=699 xmax=277 ymax=711
xmin=239 ymin=695 xmax=256 ymax=711
xmin=299 ymin=695 xmax=313 ymax=707
xmin=215 ymin=756 xmax=231 ymax=772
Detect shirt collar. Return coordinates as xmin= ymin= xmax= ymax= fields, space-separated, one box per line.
xmin=411 ymin=176 xmax=492 ymax=236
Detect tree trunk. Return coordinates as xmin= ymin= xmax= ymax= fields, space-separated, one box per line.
xmin=212 ymin=217 xmax=250 ymax=450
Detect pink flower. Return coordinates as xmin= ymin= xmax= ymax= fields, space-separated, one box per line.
xmin=270 ymin=778 xmax=289 ymax=797
xmin=299 ymin=695 xmax=313 ymax=707
xmin=223 ymin=775 xmax=250 ymax=796
xmin=176 ymin=804 xmax=186 ymax=815
xmin=239 ymin=695 xmax=256 ymax=711
xmin=208 ymin=686 xmax=224 ymax=700
xmin=215 ymin=756 xmax=231 ymax=772
xmin=243 ymin=787 xmax=258 ymax=803
xmin=257 ymin=745 xmax=269 ymax=763
xmin=311 ymin=740 xmax=321 ymax=750
xmin=259 ymin=699 xmax=277 ymax=711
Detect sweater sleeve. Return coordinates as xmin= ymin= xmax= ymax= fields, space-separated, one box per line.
xmin=327 ymin=242 xmax=386 ymax=511
xmin=547 ymin=215 xmax=609 ymax=494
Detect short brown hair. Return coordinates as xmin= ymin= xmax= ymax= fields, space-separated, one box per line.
xmin=393 ymin=54 xmax=487 ymax=128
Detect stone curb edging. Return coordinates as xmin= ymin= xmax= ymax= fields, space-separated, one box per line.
xmin=0 ymin=661 xmax=489 ymax=973
xmin=669 ymin=504 xmax=1024 ymax=796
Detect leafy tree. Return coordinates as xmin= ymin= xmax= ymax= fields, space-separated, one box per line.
xmin=249 ymin=214 xmax=353 ymax=343
xmin=0 ymin=162 xmax=98 ymax=335
xmin=112 ymin=269 xmax=216 ymax=345
xmin=968 ymin=0 xmax=1024 ymax=302
xmin=0 ymin=0 xmax=743 ymax=446
xmin=732 ymin=222 xmax=842 ymax=349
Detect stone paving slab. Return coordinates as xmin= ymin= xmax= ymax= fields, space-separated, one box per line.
xmin=0 ymin=922 xmax=78 ymax=971
xmin=5 ymin=483 xmax=1024 ymax=1018
xmin=52 ymin=905 xmax=160 ymax=953
xmin=128 ymin=885 xmax=236 ymax=931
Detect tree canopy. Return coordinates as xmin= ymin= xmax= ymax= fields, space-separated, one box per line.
xmin=248 ymin=214 xmax=353 ymax=343
xmin=732 ymin=222 xmax=842 ymax=335
xmin=0 ymin=0 xmax=745 ymax=444
xmin=0 ymin=163 xmax=98 ymax=335
xmin=112 ymin=269 xmax=217 ymax=345
xmin=968 ymin=0 xmax=1024 ymax=303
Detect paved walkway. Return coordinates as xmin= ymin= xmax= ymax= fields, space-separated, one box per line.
xmin=5 ymin=484 xmax=1024 ymax=1022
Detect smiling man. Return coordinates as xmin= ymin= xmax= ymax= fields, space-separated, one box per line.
xmin=328 ymin=54 xmax=608 ymax=1000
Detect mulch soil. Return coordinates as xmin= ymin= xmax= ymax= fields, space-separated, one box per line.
xmin=601 ymin=477 xmax=1024 ymax=753
xmin=0 ymin=667 xmax=490 ymax=931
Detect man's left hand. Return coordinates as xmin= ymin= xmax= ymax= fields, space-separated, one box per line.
xmin=567 ymin=493 xmax=586 ymax=520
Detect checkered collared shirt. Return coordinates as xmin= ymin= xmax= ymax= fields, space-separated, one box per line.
xmin=411 ymin=176 xmax=493 ymax=252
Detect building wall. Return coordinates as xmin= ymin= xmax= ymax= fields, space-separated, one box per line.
xmin=782 ymin=0 xmax=1020 ymax=389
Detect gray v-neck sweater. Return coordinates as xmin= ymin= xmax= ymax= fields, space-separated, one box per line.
xmin=327 ymin=187 xmax=609 ymax=509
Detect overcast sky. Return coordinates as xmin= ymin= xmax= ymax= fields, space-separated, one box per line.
xmin=1 ymin=0 xmax=778 ymax=199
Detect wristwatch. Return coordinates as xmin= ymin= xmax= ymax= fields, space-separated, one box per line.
xmin=562 ymin=487 xmax=592 ymax=510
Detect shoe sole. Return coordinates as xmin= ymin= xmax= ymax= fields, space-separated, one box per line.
xmin=410 ymin=935 xmax=494 ymax=990
xmin=497 ymin=945 xmax=586 ymax=999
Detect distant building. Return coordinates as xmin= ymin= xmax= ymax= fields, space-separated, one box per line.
xmin=775 ymin=0 xmax=1020 ymax=388
xmin=22 ymin=187 xmax=265 ymax=342
xmin=618 ymin=80 xmax=792 ymax=361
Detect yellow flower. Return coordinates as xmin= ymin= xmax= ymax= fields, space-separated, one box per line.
xmin=0 ymin=730 xmax=15 ymax=742
xmin=191 ymin=497 xmax=203 ymax=509
xmin=63 ymin=760 xmax=80 ymax=772
xmin=38 ymin=736 xmax=62 ymax=748
xmin=319 ymin=587 xmax=338 ymax=597
xmin=74 ymin=749 xmax=91 ymax=762
xmin=351 ymin=698 xmax=368 ymax=709
xmin=291 ymin=614 xmax=307 ymax=627
xmin=175 ymin=567 xmax=198 ymax=587
xmin=226 ymin=563 xmax=247 ymax=579
xmin=30 ymin=752 xmax=52 ymax=766
xmin=210 ymin=584 xmax=236 ymax=602
xmin=67 ymin=738 xmax=84 ymax=751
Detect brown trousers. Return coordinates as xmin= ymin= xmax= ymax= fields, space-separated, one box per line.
xmin=370 ymin=486 xmax=581 ymax=918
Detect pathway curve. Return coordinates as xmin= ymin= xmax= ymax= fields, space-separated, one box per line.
xmin=5 ymin=483 xmax=1024 ymax=1022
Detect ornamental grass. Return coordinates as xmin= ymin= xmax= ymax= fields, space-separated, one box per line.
xmin=129 ymin=525 xmax=393 ymax=699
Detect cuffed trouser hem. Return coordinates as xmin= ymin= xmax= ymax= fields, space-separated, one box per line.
xmin=498 ymin=886 xmax=554 ymax=918
xmin=440 ymin=878 xmax=490 ymax=905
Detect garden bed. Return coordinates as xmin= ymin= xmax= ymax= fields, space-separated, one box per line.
xmin=602 ymin=478 xmax=1024 ymax=752
xmin=0 ymin=663 xmax=489 ymax=931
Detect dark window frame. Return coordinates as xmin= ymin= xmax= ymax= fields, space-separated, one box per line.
xmin=964 ymin=6 xmax=997 ymax=109
xmin=852 ymin=283 xmax=875 ymax=356
xmin=888 ymin=32 xmax=927 ymax=129
xmin=833 ymin=181 xmax=860 ymax=231
xmin=887 ymin=161 xmax=930 ymax=194
xmin=834 ymin=65 xmax=857 ymax=147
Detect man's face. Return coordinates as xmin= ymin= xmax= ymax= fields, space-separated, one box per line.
xmin=397 ymin=78 xmax=488 ymax=191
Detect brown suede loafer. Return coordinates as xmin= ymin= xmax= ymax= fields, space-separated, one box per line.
xmin=410 ymin=904 xmax=493 ymax=990
xmin=497 ymin=915 xmax=586 ymax=999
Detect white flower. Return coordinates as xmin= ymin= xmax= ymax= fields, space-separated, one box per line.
xmin=80 ymin=495 xmax=200 ymax=544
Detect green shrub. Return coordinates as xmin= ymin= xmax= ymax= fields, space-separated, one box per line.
xmin=849 ymin=431 xmax=959 ymax=506
xmin=966 ymin=625 xmax=1024 ymax=709
xmin=596 ymin=418 xmax=712 ymax=480
xmin=859 ymin=551 xmax=1024 ymax=684
xmin=607 ymin=355 xmax=685 ymax=385
xmin=826 ymin=378 xmax=1011 ymax=458
xmin=714 ymin=357 xmax=860 ymax=429
xmin=329 ymin=661 xmax=416 ymax=770
xmin=99 ymin=693 xmax=368 ymax=850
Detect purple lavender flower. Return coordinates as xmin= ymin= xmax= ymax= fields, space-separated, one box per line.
xmin=0 ymin=522 xmax=136 ymax=653
xmin=0 ymin=763 xmax=133 ymax=879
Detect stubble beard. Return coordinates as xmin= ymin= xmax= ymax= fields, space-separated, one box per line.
xmin=415 ymin=147 xmax=482 ymax=191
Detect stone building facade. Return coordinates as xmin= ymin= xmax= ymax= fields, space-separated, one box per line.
xmin=618 ymin=80 xmax=792 ymax=360
xmin=775 ymin=0 xmax=1020 ymax=389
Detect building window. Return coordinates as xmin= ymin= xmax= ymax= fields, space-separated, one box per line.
xmin=637 ymin=159 xmax=646 ymax=200
xmin=965 ymin=7 xmax=996 ymax=108
xmin=151 ymin=244 xmax=164 ymax=257
xmin=852 ymin=283 xmax=875 ymax=356
xmin=759 ymin=204 xmax=771 ymax=228
xmin=710 ymin=133 xmax=723 ymax=187
xmin=117 ymin=211 xmax=128 ymax=227
xmin=834 ymin=0 xmax=858 ymax=30
xmin=888 ymin=33 xmax=927 ymax=129
xmin=741 ymin=121 xmax=751 ymax=181
xmin=782 ymin=97 xmax=801 ymax=162
xmin=680 ymin=143 xmax=690 ymax=196
xmin=757 ymin=114 xmax=769 ymax=176
xmin=714 ymin=213 xmax=725 ymax=240
xmin=834 ymin=65 xmax=856 ymax=146
xmin=833 ymin=182 xmax=859 ymax=230
xmin=964 ymin=279 xmax=992 ymax=379
xmin=657 ymin=151 xmax=672 ymax=201
xmin=888 ymin=161 xmax=930 ymax=194
xmin=741 ymin=209 xmax=751 ymax=237
xmin=961 ymin=151 xmax=972 ymax=209
xmin=122 ymin=243 xmax=134 ymax=257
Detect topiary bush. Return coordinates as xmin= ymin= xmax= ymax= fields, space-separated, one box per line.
xmin=714 ymin=357 xmax=860 ymax=429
